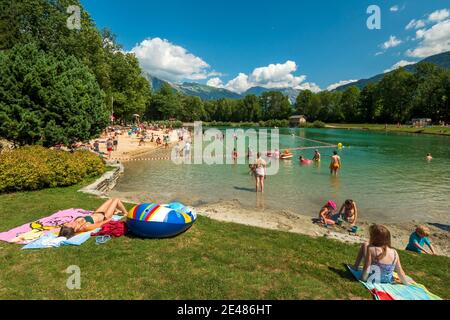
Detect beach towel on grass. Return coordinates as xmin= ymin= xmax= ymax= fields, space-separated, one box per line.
xmin=20 ymin=215 xmax=124 ymax=249
xmin=0 ymin=209 xmax=93 ymax=245
xmin=21 ymin=228 xmax=100 ymax=250
xmin=346 ymin=265 xmax=442 ymax=300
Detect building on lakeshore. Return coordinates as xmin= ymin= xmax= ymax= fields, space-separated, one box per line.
xmin=289 ymin=115 xmax=307 ymax=127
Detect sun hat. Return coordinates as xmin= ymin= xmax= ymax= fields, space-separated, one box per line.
xmin=327 ymin=200 xmax=337 ymax=210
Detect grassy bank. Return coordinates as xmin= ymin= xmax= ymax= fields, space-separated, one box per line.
xmin=0 ymin=180 xmax=449 ymax=299
xmin=326 ymin=123 xmax=450 ymax=136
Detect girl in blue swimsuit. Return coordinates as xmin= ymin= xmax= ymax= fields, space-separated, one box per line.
xmin=353 ymin=224 xmax=411 ymax=284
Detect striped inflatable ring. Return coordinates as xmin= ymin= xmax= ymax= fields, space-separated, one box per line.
xmin=126 ymin=202 xmax=197 ymax=238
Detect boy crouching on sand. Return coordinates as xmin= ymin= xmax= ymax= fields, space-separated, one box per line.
xmin=406 ymin=225 xmax=436 ymax=255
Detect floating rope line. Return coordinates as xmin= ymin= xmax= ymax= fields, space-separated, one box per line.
xmin=287 ymin=145 xmax=338 ymax=151
xmin=284 ymin=135 xmax=337 ymax=151
xmin=111 ymin=157 xmax=171 ymax=162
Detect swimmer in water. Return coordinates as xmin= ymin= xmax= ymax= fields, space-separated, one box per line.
xmin=330 ymin=151 xmax=341 ymax=176
xmin=312 ymin=149 xmax=321 ymax=162
xmin=299 ymin=156 xmax=312 ymax=165
xmin=426 ymin=153 xmax=433 ymax=161
xmin=338 ymin=199 xmax=358 ymax=225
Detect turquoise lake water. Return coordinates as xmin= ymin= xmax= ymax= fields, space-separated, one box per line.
xmin=113 ymin=128 xmax=450 ymax=223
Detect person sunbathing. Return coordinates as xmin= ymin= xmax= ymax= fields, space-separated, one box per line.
xmin=58 ymin=198 xmax=128 ymax=239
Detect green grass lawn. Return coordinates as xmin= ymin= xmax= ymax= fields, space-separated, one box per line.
xmin=327 ymin=123 xmax=450 ymax=136
xmin=0 ymin=180 xmax=449 ymax=300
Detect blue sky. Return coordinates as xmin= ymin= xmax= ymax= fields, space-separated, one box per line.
xmin=81 ymin=0 xmax=450 ymax=92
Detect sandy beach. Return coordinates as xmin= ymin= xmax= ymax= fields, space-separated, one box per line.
xmin=196 ymin=200 xmax=450 ymax=257
xmin=93 ymin=128 xmax=180 ymax=161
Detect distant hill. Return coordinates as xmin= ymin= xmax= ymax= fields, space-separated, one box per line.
xmin=334 ymin=51 xmax=450 ymax=92
xmin=143 ymin=73 xmax=169 ymax=92
xmin=173 ymin=82 xmax=242 ymax=100
xmin=244 ymin=87 xmax=300 ymax=104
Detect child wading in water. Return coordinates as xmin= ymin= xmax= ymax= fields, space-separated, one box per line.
xmin=353 ymin=225 xmax=410 ymax=284
xmin=406 ymin=225 xmax=436 ymax=255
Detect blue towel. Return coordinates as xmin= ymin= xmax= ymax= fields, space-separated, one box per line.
xmin=22 ymin=229 xmax=100 ymax=250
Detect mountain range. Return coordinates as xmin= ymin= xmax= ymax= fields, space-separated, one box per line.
xmin=144 ymin=50 xmax=450 ymax=102
xmin=333 ymin=51 xmax=450 ymax=91
xmin=143 ymin=73 xmax=302 ymax=103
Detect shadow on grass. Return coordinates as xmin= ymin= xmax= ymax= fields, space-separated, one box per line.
xmin=328 ymin=264 xmax=355 ymax=282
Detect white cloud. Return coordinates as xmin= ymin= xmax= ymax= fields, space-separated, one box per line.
xmin=390 ymin=5 xmax=399 ymax=12
xmin=428 ymin=9 xmax=449 ymax=22
xmin=131 ymin=38 xmax=212 ymax=82
xmin=406 ymin=19 xmax=426 ymax=30
xmin=206 ymin=77 xmax=224 ymax=88
xmin=224 ymin=73 xmax=252 ymax=94
xmin=297 ymin=82 xmax=322 ymax=93
xmin=213 ymin=60 xmax=313 ymax=94
xmin=406 ymin=19 xmax=450 ymax=57
xmin=382 ymin=36 xmax=403 ymax=49
xmin=250 ymin=61 xmax=306 ymax=89
xmin=384 ymin=60 xmax=416 ymax=73
xmin=326 ymin=80 xmax=357 ymax=91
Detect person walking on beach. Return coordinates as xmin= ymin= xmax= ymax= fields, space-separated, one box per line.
xmin=113 ymin=136 xmax=118 ymax=151
xmin=254 ymin=152 xmax=267 ymax=193
xmin=106 ymin=138 xmax=114 ymax=160
xmin=93 ymin=140 xmax=100 ymax=153
xmin=330 ymin=151 xmax=341 ymax=175
xmin=164 ymin=135 xmax=169 ymax=149
xmin=232 ymin=148 xmax=238 ymax=163
xmin=184 ymin=141 xmax=191 ymax=158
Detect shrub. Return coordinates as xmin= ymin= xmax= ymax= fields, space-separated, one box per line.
xmin=312 ymin=121 xmax=326 ymax=128
xmin=0 ymin=146 xmax=105 ymax=193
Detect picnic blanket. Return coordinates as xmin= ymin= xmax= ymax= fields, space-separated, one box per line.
xmin=347 ymin=265 xmax=442 ymax=300
xmin=0 ymin=209 xmax=92 ymax=245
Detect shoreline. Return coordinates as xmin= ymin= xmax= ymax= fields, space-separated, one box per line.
xmin=107 ymin=188 xmax=450 ymax=258
xmin=325 ymin=124 xmax=450 ymax=137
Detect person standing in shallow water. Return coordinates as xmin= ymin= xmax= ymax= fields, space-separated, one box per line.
xmin=254 ymin=152 xmax=267 ymax=193
xmin=330 ymin=151 xmax=341 ymax=176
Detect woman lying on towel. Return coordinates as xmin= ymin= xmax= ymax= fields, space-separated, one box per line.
xmin=59 ymin=198 xmax=128 ymax=239
xmin=353 ymin=224 xmax=411 ymax=285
